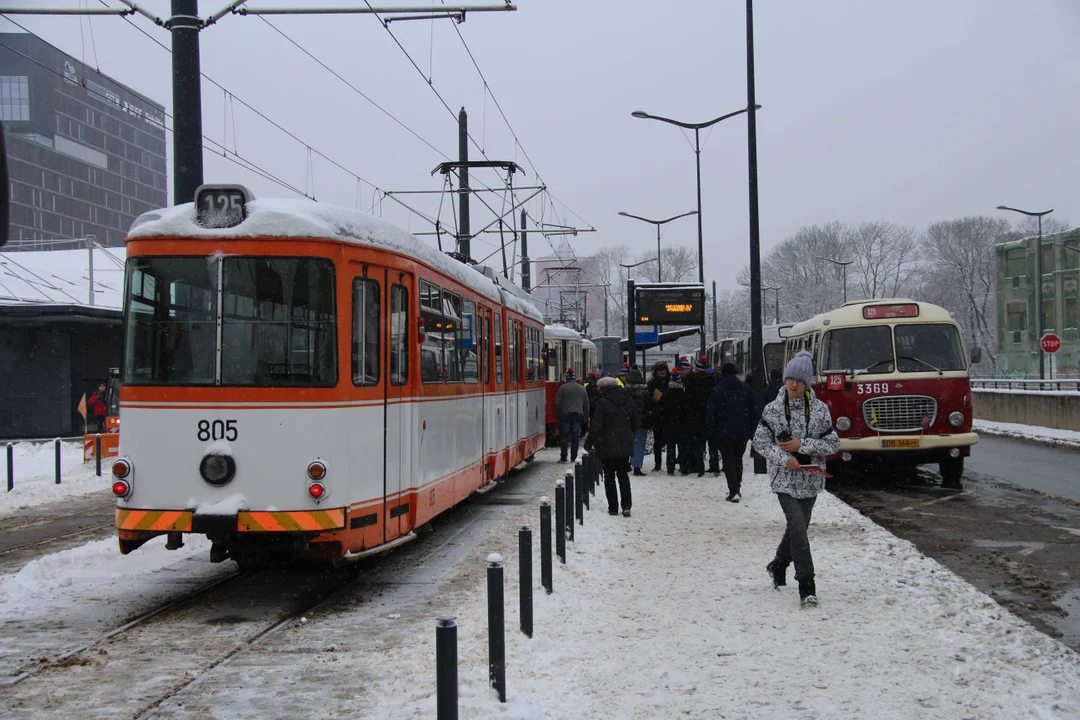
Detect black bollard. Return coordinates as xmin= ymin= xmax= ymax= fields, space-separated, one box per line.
xmin=54 ymin=438 xmax=61 ymax=485
xmin=539 ymin=497 xmax=553 ymax=593
xmin=574 ymin=461 xmax=584 ymax=525
xmin=95 ymin=434 xmax=102 ymax=477
xmin=564 ymin=470 xmax=575 ymax=542
xmin=487 ymin=553 xmax=506 ymax=703
xmin=6 ymin=443 xmax=13 ymax=492
xmin=554 ymin=483 xmax=565 ymax=564
xmin=436 ymin=616 xmax=458 ymax=720
xmin=588 ymin=453 xmax=598 ymax=496
xmin=519 ymin=525 xmax=532 ymax=637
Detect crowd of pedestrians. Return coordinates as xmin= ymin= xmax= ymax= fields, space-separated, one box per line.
xmin=557 ymin=348 xmax=839 ymax=608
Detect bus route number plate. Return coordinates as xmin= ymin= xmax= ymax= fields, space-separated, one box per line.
xmin=882 ymin=439 xmax=920 ymax=448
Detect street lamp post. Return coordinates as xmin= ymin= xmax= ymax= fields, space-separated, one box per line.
xmin=997 ymin=205 xmax=1055 ymax=380
xmin=815 ymin=256 xmax=853 ymax=304
xmin=631 ymin=105 xmax=759 ymax=357
xmin=618 ymin=211 xmax=697 ymax=283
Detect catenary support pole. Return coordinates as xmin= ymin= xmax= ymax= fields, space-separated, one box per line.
xmin=627 ymin=279 xmax=636 ymax=369
xmin=171 ymin=0 xmax=204 ymax=204
xmin=457 ymin=107 xmax=471 ymax=261
xmin=436 ymin=617 xmax=458 ymax=720
xmin=712 ymin=280 xmax=718 ymax=343
xmin=746 ymin=0 xmax=765 ymax=392
xmin=487 ymin=553 xmax=506 ymax=703
xmin=520 ymin=209 xmax=530 ymax=292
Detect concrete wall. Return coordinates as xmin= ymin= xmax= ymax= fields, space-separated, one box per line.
xmin=973 ymin=390 xmax=1080 ymax=431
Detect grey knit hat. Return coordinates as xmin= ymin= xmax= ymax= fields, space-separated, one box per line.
xmin=784 ymin=350 xmax=815 ymax=386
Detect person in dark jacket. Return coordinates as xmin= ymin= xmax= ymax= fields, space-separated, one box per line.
xmin=660 ymin=360 xmax=691 ymax=474
xmin=554 ymin=369 xmax=589 ymax=463
xmin=625 ymin=365 xmax=650 ymax=476
xmin=706 ymin=363 xmax=758 ymax=502
xmin=87 ymin=382 xmax=108 ymax=434
xmin=683 ymin=357 xmax=714 ymax=477
xmin=584 ymin=376 xmax=641 ymax=517
xmin=645 ymin=361 xmax=670 ymax=472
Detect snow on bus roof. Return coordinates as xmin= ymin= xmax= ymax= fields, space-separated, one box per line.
xmin=127 ymin=198 xmax=543 ymax=322
xmin=544 ymin=323 xmax=581 ymax=340
xmin=789 ymin=299 xmax=955 ymax=336
xmin=581 ymin=337 xmax=597 ymax=350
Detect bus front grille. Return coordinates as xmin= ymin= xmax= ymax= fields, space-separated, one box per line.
xmin=862 ymin=395 xmax=937 ymax=433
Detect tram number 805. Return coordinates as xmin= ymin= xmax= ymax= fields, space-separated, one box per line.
xmin=197 ymin=419 xmax=239 ymax=442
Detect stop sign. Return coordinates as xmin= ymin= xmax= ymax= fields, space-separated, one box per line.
xmin=1041 ymin=333 xmax=1062 ymax=354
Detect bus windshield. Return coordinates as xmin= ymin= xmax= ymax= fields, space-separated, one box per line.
xmin=763 ymin=343 xmax=786 ymax=378
xmin=821 ymin=326 xmax=894 ymax=374
xmin=895 ymin=324 xmax=965 ymax=372
xmin=123 ymin=256 xmax=337 ymax=386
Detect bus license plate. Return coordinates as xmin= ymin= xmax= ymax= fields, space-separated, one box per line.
xmin=882 ymin=439 xmax=920 ymax=448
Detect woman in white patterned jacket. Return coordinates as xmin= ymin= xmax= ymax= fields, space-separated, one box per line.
xmin=751 ymin=350 xmax=840 ymax=608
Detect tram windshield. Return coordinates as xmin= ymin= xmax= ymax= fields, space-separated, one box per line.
xmin=123 ymin=256 xmax=336 ymax=387
xmin=820 ymin=323 xmax=965 ymax=375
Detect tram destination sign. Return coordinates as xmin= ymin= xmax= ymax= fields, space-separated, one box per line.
xmin=635 ymin=284 xmax=706 ymax=325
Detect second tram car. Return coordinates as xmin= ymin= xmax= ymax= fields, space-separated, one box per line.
xmin=112 ymin=187 xmax=546 ymax=566
xmin=784 ymin=299 xmax=979 ymax=488
xmin=542 ymin=323 xmax=585 ymax=444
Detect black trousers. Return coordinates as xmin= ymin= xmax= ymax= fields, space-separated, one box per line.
xmin=775 ymin=493 xmax=817 ymax=582
xmin=652 ymin=426 xmax=665 ymax=469
xmin=707 ymin=438 xmax=720 ymax=473
xmin=602 ymin=457 xmax=632 ymax=513
xmin=717 ymin=439 xmax=747 ymax=495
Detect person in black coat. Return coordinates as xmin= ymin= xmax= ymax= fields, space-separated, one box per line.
xmin=707 ymin=363 xmax=758 ymax=502
xmin=683 ymin=358 xmax=714 ymax=477
xmin=584 ymin=376 xmax=641 ymax=517
xmin=645 ymin=361 xmax=671 ymax=472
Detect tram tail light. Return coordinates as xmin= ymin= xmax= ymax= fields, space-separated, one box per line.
xmin=307 ymin=461 xmax=327 ymax=481
xmin=112 ymin=480 xmax=131 ymax=498
xmin=308 ymin=482 xmax=326 ymax=500
xmin=112 ymin=458 xmax=131 ymax=479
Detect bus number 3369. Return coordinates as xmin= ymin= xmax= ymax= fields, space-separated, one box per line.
xmin=856 ymin=383 xmax=890 ymax=395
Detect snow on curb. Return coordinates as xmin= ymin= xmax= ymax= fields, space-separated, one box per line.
xmin=0 ymin=441 xmax=112 ymax=517
xmin=974 ymin=419 xmax=1080 ymax=450
xmin=344 ymin=465 xmax=1080 ymax=719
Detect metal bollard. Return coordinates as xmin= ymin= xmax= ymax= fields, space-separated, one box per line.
xmin=588 ymin=453 xmax=598 ymax=496
xmin=95 ymin=434 xmax=102 ymax=477
xmin=436 ymin=616 xmax=458 ymax=720
xmin=487 ymin=553 xmax=506 ymax=703
xmin=54 ymin=438 xmax=61 ymax=485
xmin=554 ymin=483 xmax=566 ymax=564
xmin=539 ymin=497 xmax=553 ymax=593
xmin=6 ymin=443 xmax=13 ymax=492
xmin=574 ymin=461 xmax=584 ymax=525
xmin=564 ymin=470 xmax=575 ymax=543
xmin=519 ymin=526 xmax=533 ymax=637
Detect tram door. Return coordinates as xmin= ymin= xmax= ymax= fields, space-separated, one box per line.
xmin=385 ymin=271 xmax=413 ymax=539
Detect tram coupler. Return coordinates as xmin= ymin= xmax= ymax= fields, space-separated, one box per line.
xmin=165 ymin=531 xmax=185 ymax=550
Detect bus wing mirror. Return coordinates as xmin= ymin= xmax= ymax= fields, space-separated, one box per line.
xmin=970 ymin=347 xmax=982 ymax=365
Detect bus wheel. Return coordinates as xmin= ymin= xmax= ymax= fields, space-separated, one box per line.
xmin=939 ymin=457 xmax=964 ymax=490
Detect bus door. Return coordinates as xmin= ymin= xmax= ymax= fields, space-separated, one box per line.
xmin=384 ymin=271 xmax=413 ymax=539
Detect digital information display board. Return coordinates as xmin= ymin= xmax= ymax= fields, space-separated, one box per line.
xmin=635 ymin=284 xmax=706 ymax=325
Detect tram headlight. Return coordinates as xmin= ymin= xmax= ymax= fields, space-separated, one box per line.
xmin=948 ymin=411 xmax=965 ymax=428
xmin=836 ymin=416 xmax=852 ymax=432
xmin=199 ymin=452 xmax=236 ymax=487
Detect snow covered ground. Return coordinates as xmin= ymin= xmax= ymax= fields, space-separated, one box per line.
xmin=974 ymin=419 xmax=1080 ymax=450
xmin=343 ymin=466 xmax=1080 ymax=719
xmin=0 ymin=440 xmax=113 ymax=517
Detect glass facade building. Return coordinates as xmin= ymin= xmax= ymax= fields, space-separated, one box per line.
xmin=1 ymin=32 xmax=167 ymax=249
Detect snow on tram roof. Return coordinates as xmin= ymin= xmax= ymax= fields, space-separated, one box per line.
xmin=127 ymin=197 xmax=543 ymax=322
xmin=543 ymin=323 xmax=581 ymax=340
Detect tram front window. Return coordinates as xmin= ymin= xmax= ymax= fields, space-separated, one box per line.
xmin=821 ymin=326 xmax=894 ymax=375
xmin=124 ymin=257 xmax=217 ymax=385
xmin=123 ymin=256 xmax=337 ymax=387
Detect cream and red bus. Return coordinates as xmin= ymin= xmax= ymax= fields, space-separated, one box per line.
xmin=784 ymin=299 xmax=979 ymax=488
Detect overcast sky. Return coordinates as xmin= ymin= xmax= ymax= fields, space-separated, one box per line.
xmin=6 ymin=0 xmax=1079 ymax=290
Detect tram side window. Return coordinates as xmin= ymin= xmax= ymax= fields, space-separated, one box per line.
xmin=525 ymin=327 xmax=537 ymax=381
xmin=508 ymin=321 xmax=518 ymax=383
xmin=220 ymin=258 xmax=336 ymax=387
xmin=478 ymin=307 xmax=489 ymax=384
xmin=391 ymin=284 xmax=408 ymax=386
xmin=462 ymin=299 xmax=478 ymax=383
xmin=420 ymin=280 xmax=443 ymax=383
xmin=351 ymin=278 xmax=380 ymax=386
xmin=123 ymin=257 xmax=217 ymax=385
xmin=494 ymin=312 xmax=504 ymax=384
xmin=443 ymin=291 xmax=464 ymax=383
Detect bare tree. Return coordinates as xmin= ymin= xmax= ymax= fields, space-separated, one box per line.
xmin=744 ymin=221 xmax=850 ymax=322
xmin=633 ymin=246 xmax=697 ymax=283
xmin=1013 ymin=215 xmax=1071 ymax=238
xmin=848 ymin=221 xmax=921 ymax=300
xmin=589 ymin=244 xmax=634 ymax=336
xmin=920 ymin=216 xmax=1011 ymax=372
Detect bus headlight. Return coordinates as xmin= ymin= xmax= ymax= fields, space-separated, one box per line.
xmin=836 ymin=416 xmax=852 ymax=432
xmin=200 ymin=452 xmax=236 ymax=487
xmin=948 ymin=411 xmax=964 ymax=427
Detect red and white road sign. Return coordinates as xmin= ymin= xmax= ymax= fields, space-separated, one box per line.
xmin=1041 ymin=333 xmax=1062 ymax=354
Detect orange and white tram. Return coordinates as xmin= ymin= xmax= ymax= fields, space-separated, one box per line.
xmin=542 ymin=323 xmax=584 ymax=444
xmin=112 ymin=185 xmax=546 ymax=566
